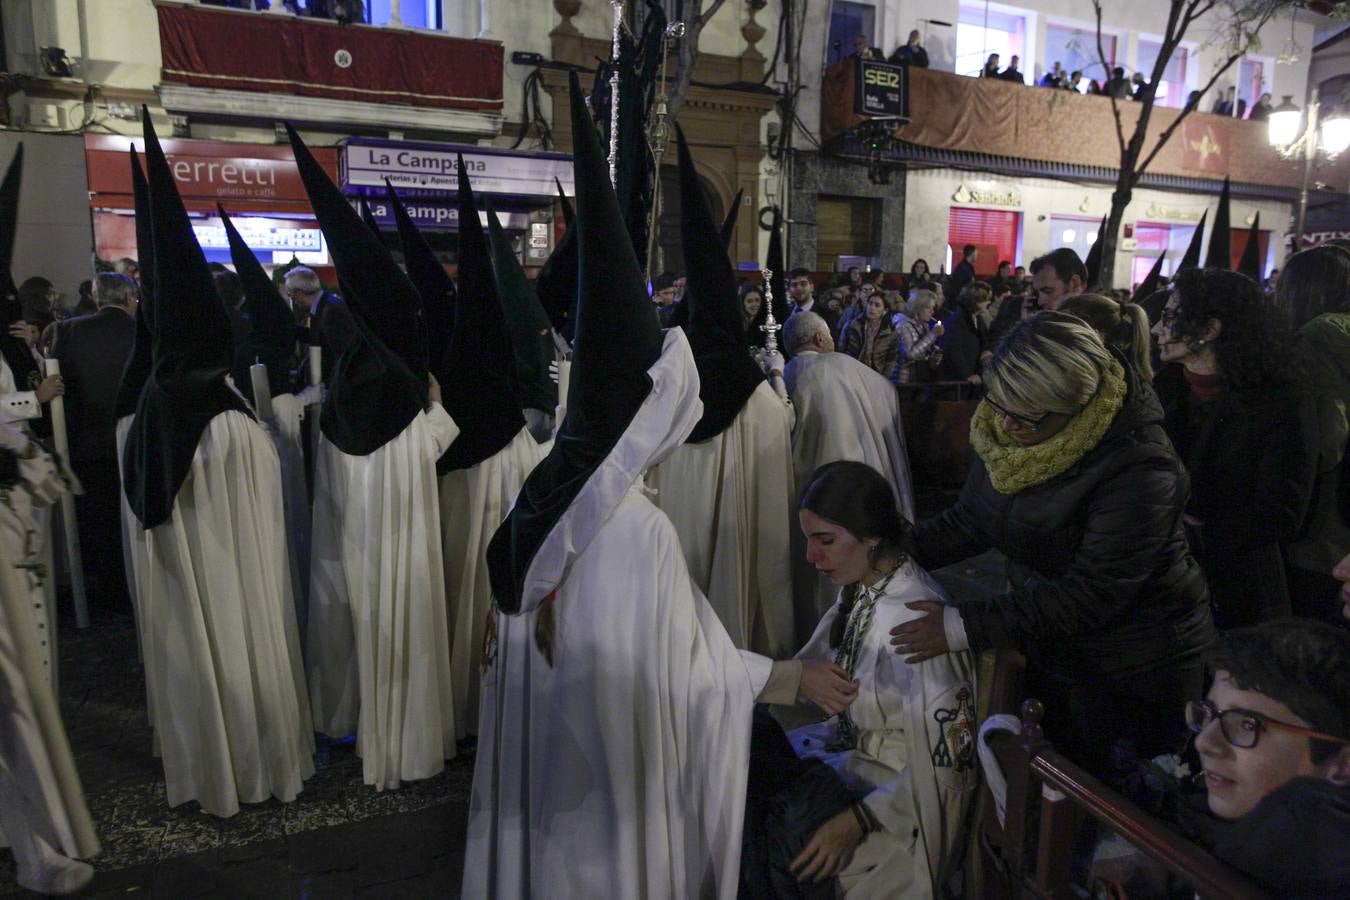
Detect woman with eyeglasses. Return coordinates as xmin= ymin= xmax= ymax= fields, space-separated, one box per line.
xmin=888 ymin=312 xmax=1214 ymax=779
xmin=1151 ymin=268 xmax=1319 ymax=630
xmin=1181 ymin=619 xmax=1350 ymax=898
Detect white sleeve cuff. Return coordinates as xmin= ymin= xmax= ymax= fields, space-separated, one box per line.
xmin=423 ymin=401 xmax=461 ymax=456
xmin=0 ymin=391 xmax=40 ymax=424
xmin=738 ymin=650 xmax=774 ymax=699
xmin=943 ymin=605 xmax=970 ymax=653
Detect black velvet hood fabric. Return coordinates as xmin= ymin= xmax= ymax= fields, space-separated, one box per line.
xmin=386 ymin=180 xmax=455 ymax=368
xmin=486 ymin=203 xmax=557 ymax=415
xmin=122 ymin=108 xmax=251 ymax=529
xmin=220 ymin=205 xmax=302 ymax=400
xmin=114 ymin=148 xmax=156 ymax=421
xmin=287 ymin=123 xmax=429 ymax=456
xmin=485 ymin=71 xmax=664 ymax=615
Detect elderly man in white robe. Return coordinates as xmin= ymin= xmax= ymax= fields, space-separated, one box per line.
xmin=465 ymin=74 xmax=860 ymax=900
xmin=121 ymin=109 xmax=313 ymax=819
xmin=782 ymin=309 xmax=917 ymax=643
xmin=290 ymin=124 xmax=461 ymax=791
xmin=647 ymin=128 xmax=796 ymax=657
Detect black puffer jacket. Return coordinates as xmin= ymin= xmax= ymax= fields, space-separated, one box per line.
xmin=915 ymin=361 xmax=1214 ymax=683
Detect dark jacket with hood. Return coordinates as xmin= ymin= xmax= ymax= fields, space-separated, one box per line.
xmin=915 ymin=358 xmax=1214 ymax=767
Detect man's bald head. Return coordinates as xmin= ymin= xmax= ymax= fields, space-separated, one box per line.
xmin=785 ymin=310 xmax=834 ymax=355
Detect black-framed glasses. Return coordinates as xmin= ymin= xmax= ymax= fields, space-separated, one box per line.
xmin=1159 ymin=308 xmax=1181 ymax=328
xmin=1185 ymin=699 xmax=1348 ymax=750
xmin=983 ymin=394 xmax=1051 ymax=430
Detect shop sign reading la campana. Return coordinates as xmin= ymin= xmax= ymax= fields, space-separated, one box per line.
xmin=343 ymin=138 xmax=574 ymax=198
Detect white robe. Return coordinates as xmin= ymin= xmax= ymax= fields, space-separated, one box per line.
xmin=786 ymin=351 xmax=916 ymax=636
xmin=439 ymin=425 xmax=544 ymax=741
xmin=0 ymin=426 xmax=99 ymax=865
xmin=306 ymin=403 xmax=460 ymax=790
xmin=465 ymin=329 xmax=773 ymax=900
xmin=648 ymin=380 xmax=797 ymax=657
xmin=791 ymin=563 xmax=977 ymax=899
xmin=115 ymin=416 xmax=156 ymax=756
xmin=138 ymin=410 xmax=314 ymax=818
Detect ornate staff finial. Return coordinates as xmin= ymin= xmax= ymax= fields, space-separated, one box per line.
xmin=608 ymin=0 xmax=625 ymax=188
xmin=760 ymin=268 xmax=781 ymax=354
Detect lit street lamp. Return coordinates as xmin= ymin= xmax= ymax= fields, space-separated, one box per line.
xmin=1268 ymin=87 xmax=1350 ymax=252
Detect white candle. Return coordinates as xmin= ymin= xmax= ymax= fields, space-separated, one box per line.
xmin=308 ymin=345 xmax=322 ymax=388
xmin=249 ymin=361 xmax=274 ymax=422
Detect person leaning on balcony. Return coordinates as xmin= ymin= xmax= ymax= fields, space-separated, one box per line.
xmin=1039 ymin=62 xmax=1067 ymax=89
xmin=998 ymin=56 xmax=1024 ymax=84
xmin=980 ymin=53 xmax=1001 ymax=78
xmin=1248 ymin=92 xmax=1273 ymax=122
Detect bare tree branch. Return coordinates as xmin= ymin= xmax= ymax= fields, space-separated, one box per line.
xmin=694 ymin=0 xmax=728 ymax=29
xmin=1091 ymin=0 xmax=1128 ymax=154
xmin=1133 ymin=51 xmax=1243 ymax=178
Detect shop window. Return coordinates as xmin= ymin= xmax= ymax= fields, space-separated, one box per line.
xmin=827 ymin=2 xmax=877 ymax=65
xmin=1043 ymin=24 xmax=1116 ymax=88
xmin=1137 ymin=40 xmax=1189 ymax=108
xmin=1048 ymin=215 xmax=1099 ymax=267
xmin=949 ymin=207 xmax=1021 ymax=277
xmin=955 ymin=3 xmax=1028 ymax=78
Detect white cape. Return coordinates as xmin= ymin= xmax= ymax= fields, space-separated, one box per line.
xmin=439 ymin=425 xmax=544 ymax=740
xmin=138 ymin=410 xmax=314 ymax=818
xmin=465 ymin=329 xmax=770 ymax=899
xmin=649 ymin=380 xmax=797 ymax=657
xmin=791 ymin=563 xmax=977 ymax=899
xmin=786 ymin=351 xmax=916 ymax=636
xmin=0 ymin=425 xmax=99 ymax=862
xmin=306 ymin=403 xmax=460 ymax=790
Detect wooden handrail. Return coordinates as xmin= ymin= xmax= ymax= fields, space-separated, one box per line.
xmin=1027 ymin=749 xmax=1268 ymax=900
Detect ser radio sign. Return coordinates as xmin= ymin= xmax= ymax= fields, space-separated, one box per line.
xmin=854 ymin=60 xmax=909 ymax=122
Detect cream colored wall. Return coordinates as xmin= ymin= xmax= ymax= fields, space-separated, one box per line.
xmin=901 ymin=166 xmax=1292 ymax=289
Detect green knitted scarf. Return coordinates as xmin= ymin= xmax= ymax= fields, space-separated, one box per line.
xmin=970 ymin=358 xmax=1127 ymax=495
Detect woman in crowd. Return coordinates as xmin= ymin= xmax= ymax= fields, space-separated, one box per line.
xmin=893 ymin=289 xmax=944 ymax=384
xmin=885 ymin=290 xmax=905 ymax=328
xmin=1059 ymin=292 xmax=1154 ymax=381
xmin=1151 ymin=268 xmax=1319 ymax=630
xmin=1276 ymin=244 xmax=1350 ymax=620
xmin=840 ymin=290 xmax=899 ymax=378
xmin=743 ymin=461 xmax=975 ymax=898
xmin=890 ymin=312 xmax=1213 ymax=780
xmin=838 ymin=279 xmax=877 ymax=337
xmin=907 ymin=259 xmax=930 ymax=294
xmin=938 ymin=281 xmax=992 ymax=384
xmin=739 ymin=281 xmax=766 ymax=351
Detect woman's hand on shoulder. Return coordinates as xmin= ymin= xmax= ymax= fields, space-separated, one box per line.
xmin=889 ymin=600 xmax=949 ymax=663
xmin=798 ymin=660 xmax=858 ymax=716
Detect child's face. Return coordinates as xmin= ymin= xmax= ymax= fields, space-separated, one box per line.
xmin=1195 ymin=672 xmax=1320 ymax=820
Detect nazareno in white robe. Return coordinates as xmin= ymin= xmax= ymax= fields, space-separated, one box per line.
xmin=306 ymin=402 xmax=460 ymax=790
xmin=648 ymin=379 xmax=798 ymax=657
xmin=786 ymin=351 xmax=917 ymax=638
xmin=465 ymin=328 xmax=775 ymax=900
xmin=439 ymin=424 xmax=544 ymax=740
xmin=138 ymin=409 xmax=314 ymax=818
xmin=0 ymin=425 xmax=99 ymax=864
xmin=790 ymin=561 xmax=977 ymax=899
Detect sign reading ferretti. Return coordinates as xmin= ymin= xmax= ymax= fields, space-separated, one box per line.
xmin=344 ymin=138 xmax=574 ymax=197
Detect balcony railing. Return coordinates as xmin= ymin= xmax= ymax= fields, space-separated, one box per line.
xmin=154 ymin=0 xmax=502 ymax=114
xmin=822 ymin=60 xmax=1349 ymax=193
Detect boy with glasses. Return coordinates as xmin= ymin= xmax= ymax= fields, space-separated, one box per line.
xmin=1185 ymin=619 xmax=1349 ymax=896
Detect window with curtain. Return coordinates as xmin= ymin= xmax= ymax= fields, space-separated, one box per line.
xmin=955 ymin=3 xmax=1027 ymax=78
xmin=1137 ymin=40 xmax=1189 ymax=108
xmin=1043 ymin=24 xmax=1115 ymax=86
xmin=948 ymin=208 xmax=1022 ymax=277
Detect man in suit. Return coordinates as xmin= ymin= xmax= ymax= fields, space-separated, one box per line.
xmin=284 ymin=265 xmax=355 ymax=383
xmin=52 ymin=272 xmax=137 ymax=610
xmin=948 ymin=244 xmax=977 ymax=307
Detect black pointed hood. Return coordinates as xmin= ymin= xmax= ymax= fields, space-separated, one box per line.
xmin=287 ymin=123 xmax=428 ymax=455
xmin=486 ymin=70 xmax=665 ymax=615
xmin=114 ymin=148 xmax=155 ymax=420
xmin=358 ymin=197 xmax=380 ymax=237
xmin=555 ymin=177 xmax=574 ymax=227
xmin=1204 ymin=177 xmax=1232 ymax=270
xmin=435 ymin=164 xmax=524 ymax=473
xmin=487 ymin=203 xmax=557 ymax=415
xmin=1083 ymin=214 xmax=1107 ymax=289
xmin=0 ymin=144 xmax=39 ymax=405
xmin=1237 ymin=213 xmax=1262 ymax=282
xmin=675 ymin=125 xmax=764 ymax=443
xmin=385 ymin=179 xmax=455 ymax=369
xmin=1178 ymin=209 xmax=1207 ymax=272
xmin=1130 ymin=252 xmax=1168 ymax=305
xmin=219 ymin=205 xmax=301 ymax=400
xmin=123 ymin=107 xmax=250 ymax=528
xmin=720 ymin=187 xmax=744 ymax=251
xmin=533 ymin=194 xmax=578 ymax=343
